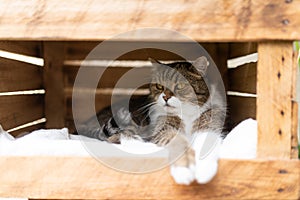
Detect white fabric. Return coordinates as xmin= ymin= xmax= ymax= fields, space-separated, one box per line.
xmin=0 ymin=118 xmax=257 ymax=158
xmin=220 ymin=118 xmax=257 ymax=159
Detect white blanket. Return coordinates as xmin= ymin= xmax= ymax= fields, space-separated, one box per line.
xmin=0 ymin=119 xmax=257 ymax=159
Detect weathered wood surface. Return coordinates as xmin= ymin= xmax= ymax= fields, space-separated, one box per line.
xmin=0 ymin=41 xmax=41 ymax=57
xmin=228 ymin=42 xmax=257 ymax=59
xmin=0 ymin=95 xmax=44 ymax=131
xmin=64 ymin=66 xmax=151 ymax=88
xmin=227 ymin=96 xmax=256 ymax=129
xmin=228 ymin=62 xmax=257 ymax=94
xmin=257 ymin=42 xmax=296 ymax=159
xmin=64 ymin=41 xmax=218 ymax=61
xmin=0 ymin=58 xmax=43 ymax=92
xmin=291 ymin=101 xmax=299 ymax=159
xmin=0 ymin=0 xmax=299 ymax=41
xmin=43 ymin=42 xmax=65 ymax=128
xmin=0 ymin=157 xmax=298 ymax=199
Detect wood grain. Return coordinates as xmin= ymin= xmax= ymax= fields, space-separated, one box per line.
xmin=291 ymin=48 xmax=299 ymax=159
xmin=228 ymin=62 xmax=257 ymax=94
xmin=0 ymin=95 xmax=44 ymax=131
xmin=291 ymin=101 xmax=299 ymax=159
xmin=0 ymin=157 xmax=298 ymax=199
xmin=64 ymin=66 xmax=151 ymax=88
xmin=0 ymin=58 xmax=43 ymax=92
xmin=0 ymin=0 xmax=299 ymax=41
xmin=64 ymin=41 xmax=219 ymax=63
xmin=257 ymin=42 xmax=296 ymax=159
xmin=0 ymin=41 xmax=42 ymax=57
xmin=228 ymin=42 xmax=257 ymax=59
xmin=227 ymin=96 xmax=256 ymax=129
xmin=43 ymin=42 xmax=66 ymax=128
xmin=66 ymin=91 xmax=145 ymax=123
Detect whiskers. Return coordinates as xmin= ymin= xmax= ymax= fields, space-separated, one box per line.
xmin=135 ymin=102 xmax=156 ymax=115
xmin=129 ymin=101 xmax=155 ymax=126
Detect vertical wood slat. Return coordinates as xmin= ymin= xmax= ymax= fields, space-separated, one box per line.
xmin=43 ymin=42 xmax=65 ymax=128
xmin=291 ymin=101 xmax=298 ymax=159
xmin=257 ymin=42 xmax=296 ymax=159
xmin=290 ymin=47 xmax=299 ymax=159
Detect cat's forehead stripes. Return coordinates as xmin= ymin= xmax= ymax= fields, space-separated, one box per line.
xmin=150 ymin=60 xmax=210 ymax=106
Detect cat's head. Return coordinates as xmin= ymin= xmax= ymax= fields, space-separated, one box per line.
xmin=149 ymin=56 xmax=210 ymax=114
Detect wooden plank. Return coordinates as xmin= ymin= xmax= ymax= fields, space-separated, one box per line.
xmin=0 ymin=95 xmax=44 ymax=131
xmin=64 ymin=66 xmax=151 ymax=88
xmin=66 ymin=92 xmax=138 ymax=123
xmin=0 ymin=58 xmax=43 ymax=92
xmin=43 ymin=42 xmax=65 ymax=129
xmin=257 ymin=42 xmax=296 ymax=159
xmin=291 ymin=47 xmax=299 ymax=159
xmin=65 ymin=92 xmax=113 ymax=123
xmin=215 ymin=43 xmax=229 ymax=90
xmin=228 ymin=62 xmax=257 ymax=94
xmin=65 ymin=41 xmax=217 ymax=61
xmin=0 ymin=0 xmax=299 ymax=41
xmin=227 ymin=96 xmax=256 ymax=129
xmin=228 ymin=42 xmax=257 ymax=59
xmin=291 ymin=101 xmax=299 ymax=159
xmin=0 ymin=41 xmax=42 ymax=57
xmin=0 ymin=157 xmax=298 ymax=199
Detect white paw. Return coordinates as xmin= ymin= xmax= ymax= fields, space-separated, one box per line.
xmin=170 ymin=165 xmax=195 ymax=185
xmin=195 ymin=160 xmax=218 ymax=184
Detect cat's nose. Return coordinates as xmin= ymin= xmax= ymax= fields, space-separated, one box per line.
xmin=163 ymin=95 xmax=171 ymax=102
xmin=163 ymin=90 xmax=173 ymax=102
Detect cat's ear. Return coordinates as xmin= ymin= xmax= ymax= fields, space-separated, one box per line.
xmin=149 ymin=58 xmax=162 ymax=66
xmin=192 ymin=56 xmax=209 ymax=74
xmin=149 ymin=58 xmax=163 ymax=73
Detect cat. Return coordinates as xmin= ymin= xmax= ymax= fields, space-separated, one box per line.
xmin=77 ymin=56 xmax=226 ymax=184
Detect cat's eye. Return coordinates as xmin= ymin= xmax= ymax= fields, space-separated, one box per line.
xmin=155 ymin=83 xmax=164 ymax=90
xmin=176 ymin=83 xmax=185 ymax=90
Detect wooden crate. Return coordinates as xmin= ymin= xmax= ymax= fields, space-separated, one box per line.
xmin=0 ymin=0 xmax=299 ymax=199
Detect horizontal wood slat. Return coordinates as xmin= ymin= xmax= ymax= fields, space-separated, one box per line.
xmin=0 ymin=41 xmax=42 ymax=57
xmin=66 ymin=42 xmax=182 ymax=61
xmin=67 ymin=92 xmax=139 ymax=123
xmin=0 ymin=95 xmax=44 ymax=131
xmin=228 ymin=62 xmax=257 ymax=94
xmin=0 ymin=58 xmax=43 ymax=92
xmin=65 ymin=41 xmax=218 ymax=61
xmin=0 ymin=157 xmax=298 ymax=199
xmin=1 ymin=0 xmax=299 ymax=41
xmin=64 ymin=66 xmax=151 ymax=88
xmin=228 ymin=96 xmax=256 ymax=129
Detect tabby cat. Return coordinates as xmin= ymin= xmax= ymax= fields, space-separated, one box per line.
xmin=77 ymin=56 xmax=226 ymax=184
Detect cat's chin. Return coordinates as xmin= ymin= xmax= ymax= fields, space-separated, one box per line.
xmin=163 ymin=106 xmax=180 ymax=115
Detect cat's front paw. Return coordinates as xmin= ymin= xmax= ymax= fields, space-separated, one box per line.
xmin=170 ymin=165 xmax=195 ymax=185
xmin=116 ymin=107 xmax=131 ymax=126
xmin=194 ymin=160 xmax=218 ymax=184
